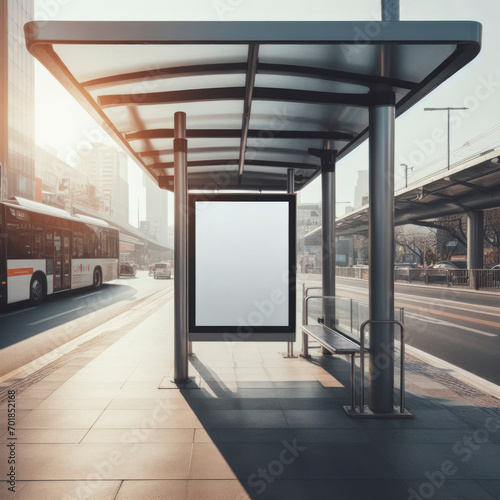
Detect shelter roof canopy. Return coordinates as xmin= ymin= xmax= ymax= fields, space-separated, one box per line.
xmin=25 ymin=20 xmax=481 ymax=192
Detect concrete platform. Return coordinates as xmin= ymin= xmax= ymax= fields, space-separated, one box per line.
xmin=1 ymin=294 xmax=499 ymax=499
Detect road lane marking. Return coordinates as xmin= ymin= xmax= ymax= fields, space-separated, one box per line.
xmin=337 ymin=283 xmax=500 ymax=318
xmin=405 ymin=312 xmax=497 ymax=337
xmin=396 ymin=302 xmax=500 ymax=329
xmin=27 ymin=306 xmax=86 ymax=325
xmin=0 ymin=307 xmax=37 ymax=318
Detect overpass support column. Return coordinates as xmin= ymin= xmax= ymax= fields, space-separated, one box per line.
xmin=368 ymin=93 xmax=395 ymax=414
xmin=467 ymin=210 xmax=484 ymax=289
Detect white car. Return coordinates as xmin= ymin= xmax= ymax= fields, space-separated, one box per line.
xmin=153 ymin=262 xmax=172 ymax=279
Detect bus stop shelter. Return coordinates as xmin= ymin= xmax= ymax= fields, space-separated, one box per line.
xmin=25 ymin=18 xmax=481 ymax=416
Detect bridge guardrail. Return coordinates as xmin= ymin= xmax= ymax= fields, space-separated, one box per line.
xmin=302 ymin=267 xmax=500 ymax=290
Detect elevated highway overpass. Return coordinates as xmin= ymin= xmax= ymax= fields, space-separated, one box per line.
xmin=306 ymin=147 xmax=500 ymax=269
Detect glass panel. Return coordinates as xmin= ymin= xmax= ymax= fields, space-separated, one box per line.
xmin=89 ymin=73 xmax=246 ymax=98
xmin=258 ymin=44 xmax=456 ymax=83
xmin=6 ymin=222 xmax=31 ymax=259
xmin=63 ymin=234 xmax=71 ymax=288
xmin=249 ymin=100 xmax=368 ymax=134
xmin=54 ymin=232 xmax=62 ymax=290
xmin=104 ymin=100 xmax=244 ymax=133
xmin=255 ymin=73 xmax=368 ymax=94
xmin=55 ymin=44 xmax=249 ymax=83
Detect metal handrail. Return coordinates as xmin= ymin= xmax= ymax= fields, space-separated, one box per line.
xmin=359 ymin=319 xmax=406 ymax=414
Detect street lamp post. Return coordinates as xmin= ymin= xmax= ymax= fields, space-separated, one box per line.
xmin=424 ymin=107 xmax=468 ymax=170
xmin=400 ymin=163 xmax=413 ymax=188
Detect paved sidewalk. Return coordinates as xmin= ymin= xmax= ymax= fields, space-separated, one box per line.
xmin=1 ymin=292 xmax=500 ymax=500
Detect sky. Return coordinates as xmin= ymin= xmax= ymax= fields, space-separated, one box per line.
xmin=33 ymin=0 xmax=500 ymax=221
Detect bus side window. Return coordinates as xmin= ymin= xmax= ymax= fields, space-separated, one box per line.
xmin=73 ymin=231 xmax=84 ymax=258
xmin=101 ymin=233 xmax=107 ymax=259
xmin=7 ymin=223 xmax=31 ymax=259
xmin=45 ymin=232 xmax=54 ymax=275
xmin=33 ymin=230 xmax=44 ymax=258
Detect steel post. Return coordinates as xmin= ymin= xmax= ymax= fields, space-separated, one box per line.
xmin=381 ymin=0 xmax=400 ymax=21
xmin=285 ymin=168 xmax=297 ymax=358
xmin=319 ymin=152 xmax=337 ymax=355
xmin=173 ymin=111 xmax=189 ymax=383
xmin=368 ymin=99 xmax=395 ymax=414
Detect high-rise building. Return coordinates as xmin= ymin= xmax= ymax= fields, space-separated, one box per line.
xmin=76 ymin=142 xmax=129 ymax=225
xmin=35 ymin=146 xmax=93 ymax=213
xmin=143 ymin=173 xmax=169 ymax=244
xmin=353 ymin=170 xmax=368 ymax=208
xmin=0 ymin=0 xmax=35 ymax=200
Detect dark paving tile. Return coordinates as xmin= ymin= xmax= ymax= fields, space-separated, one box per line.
xmin=253 ymin=479 xmax=411 ymax=500
xmin=459 ymin=443 xmax=500 ymax=479
xmin=376 ymin=443 xmax=471 ymax=479
xmin=283 ymin=409 xmax=361 ymax=429
xmin=289 ymin=428 xmax=370 ymax=443
xmin=195 ymin=409 xmax=288 ymax=428
xmin=365 ymin=428 xmax=485 ymax=445
xmin=406 ymin=479 xmax=496 ymax=500
xmin=272 ymin=388 xmax=344 ymax=399
xmin=278 ymin=397 xmax=339 ymax=410
xmin=355 ymin=409 xmax=473 ymax=429
xmin=197 ymin=428 xmax=293 ymax=443
xmin=478 ymin=480 xmax=500 ymax=499
xmin=449 ymin=407 xmax=500 ymax=430
xmin=404 ymin=395 xmax=447 ymax=410
xmin=215 ymin=442 xmax=398 ymax=480
xmin=187 ymin=397 xmax=280 ymax=411
xmin=181 ymin=387 xmax=278 ymax=400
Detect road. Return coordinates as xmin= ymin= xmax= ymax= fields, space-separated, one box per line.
xmin=0 ymin=271 xmax=174 ymax=378
xmin=301 ymin=276 xmax=500 ymax=385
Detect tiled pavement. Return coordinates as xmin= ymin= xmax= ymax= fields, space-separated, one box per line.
xmin=1 ymin=295 xmax=499 ymax=500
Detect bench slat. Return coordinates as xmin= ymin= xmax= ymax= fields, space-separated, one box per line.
xmin=302 ymin=324 xmax=360 ymax=354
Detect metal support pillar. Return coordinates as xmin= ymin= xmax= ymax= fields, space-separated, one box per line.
xmin=368 ymin=95 xmax=395 ymax=414
xmin=173 ymin=111 xmax=190 ymax=384
xmin=283 ymin=169 xmax=298 ymax=358
xmin=381 ymin=0 xmax=400 ymax=21
xmin=467 ymin=210 xmax=484 ymax=289
xmin=309 ymin=147 xmax=337 ymax=355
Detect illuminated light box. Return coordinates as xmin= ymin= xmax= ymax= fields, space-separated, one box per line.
xmin=189 ymin=194 xmax=296 ymax=341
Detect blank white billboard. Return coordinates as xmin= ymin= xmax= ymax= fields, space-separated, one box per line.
xmin=189 ymin=195 xmax=295 ymax=341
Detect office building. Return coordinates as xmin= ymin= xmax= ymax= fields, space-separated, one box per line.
xmin=76 ymin=142 xmax=129 ymax=225
xmin=0 ymin=0 xmax=35 ymax=200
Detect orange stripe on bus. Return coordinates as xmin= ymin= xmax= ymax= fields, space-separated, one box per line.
xmin=8 ymin=268 xmax=34 ymax=277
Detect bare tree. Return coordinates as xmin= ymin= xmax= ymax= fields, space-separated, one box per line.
xmin=395 ymin=225 xmax=436 ymax=266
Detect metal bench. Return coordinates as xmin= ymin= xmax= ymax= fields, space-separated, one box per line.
xmin=301 ymin=322 xmax=361 ymax=411
xmin=300 ymin=287 xmax=409 ymax=417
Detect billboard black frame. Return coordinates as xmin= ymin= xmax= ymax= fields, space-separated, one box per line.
xmin=188 ymin=193 xmax=296 ymax=342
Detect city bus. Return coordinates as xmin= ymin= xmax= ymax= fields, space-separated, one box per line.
xmin=0 ymin=197 xmax=119 ymax=306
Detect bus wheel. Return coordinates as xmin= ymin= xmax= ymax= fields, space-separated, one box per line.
xmin=30 ymin=273 xmax=46 ymax=305
xmin=93 ymin=267 xmax=102 ymax=289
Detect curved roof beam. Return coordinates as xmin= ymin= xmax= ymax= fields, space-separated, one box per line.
xmin=98 ymin=86 xmax=375 ymax=108
xmin=82 ymin=62 xmax=415 ymax=92
xmin=138 ymin=146 xmax=307 ymax=158
xmin=147 ymin=159 xmax=319 ymax=171
xmin=239 ymin=44 xmax=259 ymax=177
xmin=125 ymin=128 xmax=355 ymax=141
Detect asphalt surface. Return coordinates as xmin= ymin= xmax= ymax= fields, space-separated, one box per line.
xmin=0 ymin=271 xmax=174 ymax=378
xmin=302 ymin=276 xmax=500 ymax=385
